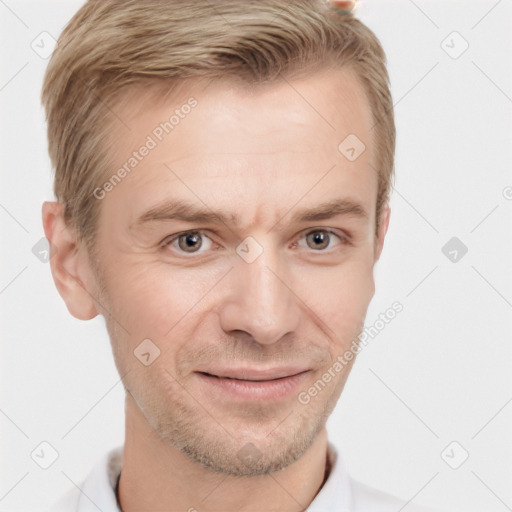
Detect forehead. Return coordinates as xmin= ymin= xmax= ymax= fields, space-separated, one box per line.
xmin=100 ymin=67 xmax=377 ymax=231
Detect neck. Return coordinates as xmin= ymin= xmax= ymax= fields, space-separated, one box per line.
xmin=118 ymin=394 xmax=330 ymax=512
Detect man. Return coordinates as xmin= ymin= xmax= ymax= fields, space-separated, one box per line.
xmin=42 ymin=0 xmax=436 ymax=510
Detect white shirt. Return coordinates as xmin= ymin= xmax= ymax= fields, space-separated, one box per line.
xmin=47 ymin=442 xmax=438 ymax=512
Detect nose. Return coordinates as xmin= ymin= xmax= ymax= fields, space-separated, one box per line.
xmin=218 ymin=241 xmax=301 ymax=346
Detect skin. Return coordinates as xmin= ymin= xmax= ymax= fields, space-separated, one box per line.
xmin=42 ymin=66 xmax=390 ymax=512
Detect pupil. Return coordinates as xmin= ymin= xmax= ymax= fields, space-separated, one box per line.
xmin=309 ymin=231 xmax=328 ymax=249
xmin=180 ymin=232 xmax=202 ymax=252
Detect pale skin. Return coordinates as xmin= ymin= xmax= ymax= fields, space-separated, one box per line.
xmin=43 ymin=66 xmax=390 ymax=511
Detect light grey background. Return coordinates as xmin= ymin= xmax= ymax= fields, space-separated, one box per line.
xmin=1 ymin=1 xmax=511 ymax=511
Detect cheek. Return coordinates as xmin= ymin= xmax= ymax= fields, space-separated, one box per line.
xmin=103 ymin=259 xmax=222 ymax=340
xmin=302 ymin=259 xmax=374 ymax=342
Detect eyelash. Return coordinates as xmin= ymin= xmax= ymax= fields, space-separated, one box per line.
xmin=160 ymin=228 xmax=351 ymax=257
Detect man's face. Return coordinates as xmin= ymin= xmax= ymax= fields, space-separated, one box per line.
xmin=89 ymin=67 xmax=386 ymax=475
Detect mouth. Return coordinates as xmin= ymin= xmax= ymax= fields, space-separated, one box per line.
xmin=196 ymin=365 xmax=311 ymax=381
xmin=197 ymin=371 xmax=306 ymax=381
xmin=195 ymin=368 xmax=311 ymax=401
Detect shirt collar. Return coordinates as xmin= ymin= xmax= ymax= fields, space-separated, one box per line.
xmin=306 ymin=440 xmax=352 ymax=511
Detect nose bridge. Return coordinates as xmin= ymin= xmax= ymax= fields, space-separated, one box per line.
xmin=220 ymin=239 xmax=299 ymax=345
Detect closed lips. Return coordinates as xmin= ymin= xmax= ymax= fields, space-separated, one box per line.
xmin=196 ymin=368 xmax=310 ymax=381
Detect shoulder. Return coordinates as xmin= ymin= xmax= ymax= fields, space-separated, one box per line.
xmin=45 ymin=486 xmax=80 ymax=512
xmin=349 ymin=475 xmax=440 ymax=512
xmin=312 ymin=441 xmax=443 ymax=512
xmin=45 ymin=445 xmax=123 ymax=512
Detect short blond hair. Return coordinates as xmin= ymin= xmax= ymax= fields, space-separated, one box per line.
xmin=42 ymin=0 xmax=395 ymax=256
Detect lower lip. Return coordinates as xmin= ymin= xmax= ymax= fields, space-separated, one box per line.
xmin=196 ymin=371 xmax=310 ymax=401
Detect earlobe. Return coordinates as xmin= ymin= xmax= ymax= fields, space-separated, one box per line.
xmin=374 ymin=204 xmax=390 ymax=262
xmin=42 ymin=201 xmax=101 ymax=320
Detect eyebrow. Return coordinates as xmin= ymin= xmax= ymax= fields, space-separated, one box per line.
xmin=132 ymin=197 xmax=368 ymax=229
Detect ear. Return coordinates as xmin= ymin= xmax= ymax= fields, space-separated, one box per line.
xmin=42 ymin=201 xmax=101 ymax=320
xmin=374 ymin=204 xmax=390 ymax=262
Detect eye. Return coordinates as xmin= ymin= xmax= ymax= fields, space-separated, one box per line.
xmin=295 ymin=229 xmax=348 ymax=251
xmin=162 ymin=230 xmax=213 ymax=255
xmin=161 ymin=228 xmax=349 ymax=257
